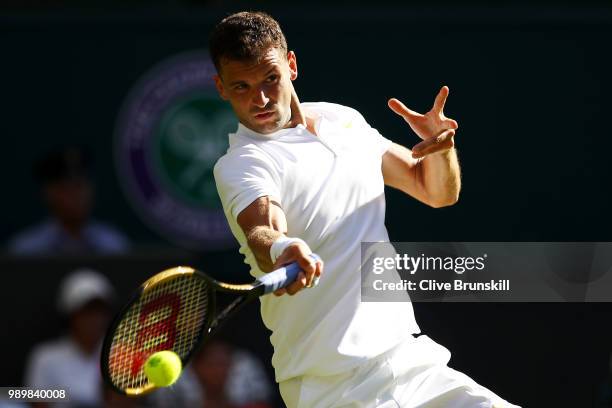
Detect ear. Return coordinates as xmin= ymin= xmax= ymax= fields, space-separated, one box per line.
xmin=287 ymin=51 xmax=298 ymax=81
xmin=213 ymin=74 xmax=228 ymax=100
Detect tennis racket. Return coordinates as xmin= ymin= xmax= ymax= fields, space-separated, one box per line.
xmin=101 ymin=254 xmax=320 ymax=396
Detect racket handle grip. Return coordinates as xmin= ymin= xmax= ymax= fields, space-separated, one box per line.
xmin=258 ymin=254 xmax=321 ymax=295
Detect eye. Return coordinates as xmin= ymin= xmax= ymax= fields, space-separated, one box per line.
xmin=266 ymin=74 xmax=279 ymax=83
xmin=233 ymin=83 xmax=248 ymax=92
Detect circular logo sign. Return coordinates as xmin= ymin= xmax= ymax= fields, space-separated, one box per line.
xmin=115 ymin=51 xmax=236 ymax=249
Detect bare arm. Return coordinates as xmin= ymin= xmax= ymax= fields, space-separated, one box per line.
xmin=237 ymin=195 xmax=287 ymax=272
xmin=237 ymin=196 xmax=323 ymax=295
xmin=382 ymin=142 xmax=460 ymax=208
xmin=383 ymin=86 xmax=461 ymax=207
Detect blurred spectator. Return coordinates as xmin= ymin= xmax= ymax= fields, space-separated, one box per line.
xmin=24 ymin=269 xmax=115 ymax=408
xmin=8 ymin=147 xmax=129 ymax=255
xmin=0 ymin=399 xmax=28 ymax=408
xmin=150 ymin=340 xmax=273 ymax=408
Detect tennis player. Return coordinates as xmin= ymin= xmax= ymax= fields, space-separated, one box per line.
xmin=211 ymin=11 xmax=519 ymax=407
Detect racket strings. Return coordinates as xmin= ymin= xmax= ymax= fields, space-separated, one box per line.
xmin=107 ymin=273 xmax=209 ymax=392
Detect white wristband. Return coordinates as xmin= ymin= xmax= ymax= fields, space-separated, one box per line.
xmin=270 ymin=236 xmax=308 ymax=264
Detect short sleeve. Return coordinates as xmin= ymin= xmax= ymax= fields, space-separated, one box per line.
xmin=24 ymin=347 xmax=51 ymax=388
xmin=214 ymin=150 xmax=281 ymax=221
xmin=349 ymin=108 xmax=393 ymax=157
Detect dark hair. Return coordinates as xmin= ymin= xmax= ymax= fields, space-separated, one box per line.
xmin=34 ymin=147 xmax=90 ymax=184
xmin=209 ymin=11 xmax=288 ymax=73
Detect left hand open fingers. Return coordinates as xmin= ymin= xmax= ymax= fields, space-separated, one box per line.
xmin=433 ymin=86 xmax=450 ymax=115
xmin=388 ymin=98 xmax=423 ymax=121
xmin=411 ymin=129 xmax=455 ymax=158
xmin=443 ymin=117 xmax=459 ymax=130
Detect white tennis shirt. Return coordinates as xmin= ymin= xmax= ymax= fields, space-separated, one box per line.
xmin=214 ymin=102 xmax=420 ymax=382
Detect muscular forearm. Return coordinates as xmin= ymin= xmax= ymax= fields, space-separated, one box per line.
xmin=237 ymin=196 xmax=288 ymax=272
xmin=246 ymin=225 xmax=284 ymax=272
xmin=418 ymin=147 xmax=461 ymax=207
xmin=237 ymin=196 xmax=320 ymax=295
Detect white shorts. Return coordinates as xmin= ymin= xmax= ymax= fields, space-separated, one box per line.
xmin=279 ymin=335 xmax=521 ymax=408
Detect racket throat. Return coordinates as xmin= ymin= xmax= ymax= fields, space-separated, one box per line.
xmin=209 ymin=295 xmax=249 ymax=334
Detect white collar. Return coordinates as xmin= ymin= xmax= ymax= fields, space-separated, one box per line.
xmin=235 ymin=106 xmax=324 ymax=141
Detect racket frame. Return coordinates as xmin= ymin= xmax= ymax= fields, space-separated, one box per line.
xmin=101 ymin=266 xmax=218 ymax=396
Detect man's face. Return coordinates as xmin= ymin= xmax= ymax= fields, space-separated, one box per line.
xmin=44 ymin=177 xmax=92 ymax=225
xmin=70 ymin=299 xmax=111 ymax=352
xmin=193 ymin=342 xmax=232 ymax=392
xmin=214 ymin=47 xmax=298 ymax=134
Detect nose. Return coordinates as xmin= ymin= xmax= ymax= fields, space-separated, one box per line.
xmin=252 ymin=88 xmax=270 ymax=109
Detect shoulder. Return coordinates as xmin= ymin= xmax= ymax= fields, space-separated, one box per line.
xmin=86 ymin=222 xmax=130 ymax=252
xmin=7 ymin=221 xmax=56 ymax=255
xmin=214 ymin=141 xmax=278 ymax=181
xmin=25 ymin=338 xmax=77 ymax=386
xmin=27 ymin=338 xmax=74 ymax=368
xmin=302 ymin=102 xmax=366 ymax=123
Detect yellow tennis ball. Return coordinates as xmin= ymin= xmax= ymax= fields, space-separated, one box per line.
xmin=144 ymin=350 xmax=182 ymax=387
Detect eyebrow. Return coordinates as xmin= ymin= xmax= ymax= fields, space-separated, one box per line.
xmin=228 ymin=67 xmax=278 ymax=87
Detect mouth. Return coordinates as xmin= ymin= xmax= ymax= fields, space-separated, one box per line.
xmin=253 ymin=111 xmax=275 ymax=121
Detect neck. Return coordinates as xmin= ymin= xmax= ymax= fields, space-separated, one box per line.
xmin=285 ymin=87 xmax=318 ymax=136
xmin=59 ymin=218 xmax=84 ymax=238
xmin=71 ymin=333 xmax=96 ymax=356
